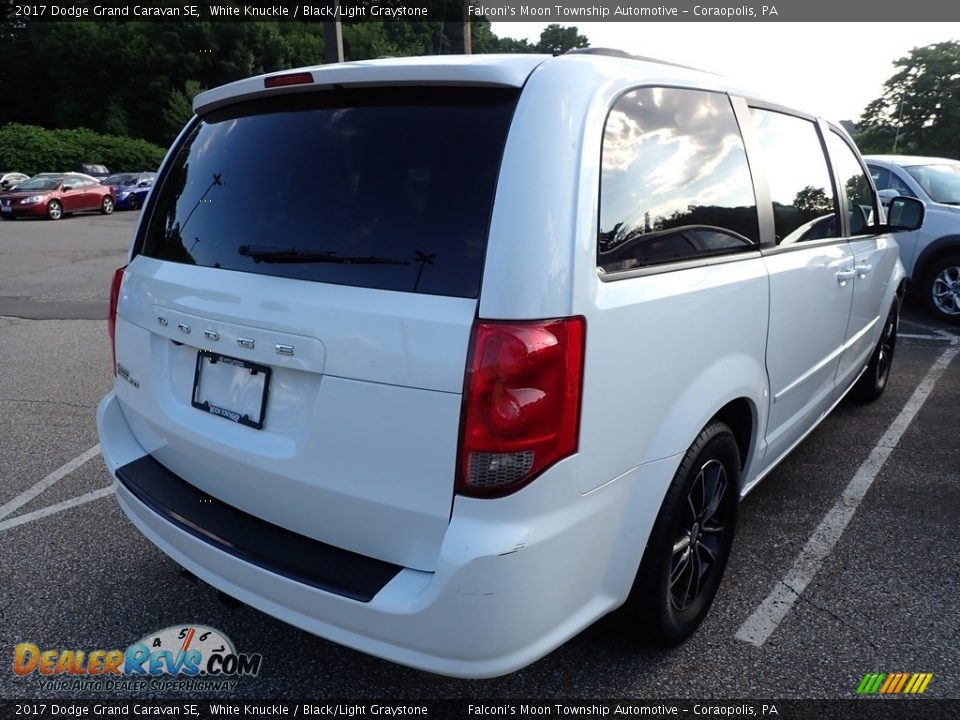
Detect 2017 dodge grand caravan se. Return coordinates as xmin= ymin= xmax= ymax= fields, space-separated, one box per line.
xmin=97 ymin=50 xmax=924 ymax=678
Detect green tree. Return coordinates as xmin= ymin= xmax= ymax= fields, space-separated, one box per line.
xmin=163 ymin=80 xmax=207 ymax=138
xmin=855 ymin=41 xmax=960 ymax=157
xmin=533 ymin=24 xmax=589 ymax=56
xmin=0 ymin=14 xmax=587 ymax=147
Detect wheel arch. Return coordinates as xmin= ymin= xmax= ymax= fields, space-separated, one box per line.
xmin=709 ymin=398 xmax=755 ymax=483
xmin=913 ymin=235 xmax=960 ymax=282
xmin=642 ymin=353 xmax=767 ymax=492
xmin=600 ymin=393 xmax=760 ymax=612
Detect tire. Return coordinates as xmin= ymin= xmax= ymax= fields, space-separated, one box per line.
xmin=100 ymin=196 xmax=115 ymax=215
xmin=626 ymin=422 xmax=740 ymax=647
xmin=922 ymin=254 xmax=960 ymax=324
xmin=853 ymin=298 xmax=899 ymax=402
xmin=127 ymin=194 xmax=141 ymax=211
xmin=47 ymin=200 xmax=63 ymax=221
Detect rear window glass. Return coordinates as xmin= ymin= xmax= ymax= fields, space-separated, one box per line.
xmin=138 ymin=87 xmax=519 ymax=298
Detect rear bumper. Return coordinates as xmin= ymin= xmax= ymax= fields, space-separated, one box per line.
xmin=115 ymin=454 xmax=403 ymax=602
xmin=97 ymin=390 xmax=677 ymax=678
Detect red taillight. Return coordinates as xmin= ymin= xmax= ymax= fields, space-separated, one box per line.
xmin=108 ymin=266 xmax=126 ymax=375
xmin=457 ymin=317 xmax=586 ymax=498
xmin=263 ymin=72 xmax=315 ymax=88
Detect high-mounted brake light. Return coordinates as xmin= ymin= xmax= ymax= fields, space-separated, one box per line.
xmin=264 ymin=72 xmax=315 ymax=89
xmin=108 ymin=266 xmax=126 ymax=376
xmin=457 ymin=317 xmax=586 ymax=499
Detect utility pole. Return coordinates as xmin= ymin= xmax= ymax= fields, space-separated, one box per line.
xmin=324 ymin=8 xmax=343 ymax=64
xmin=463 ymin=0 xmax=472 ymax=54
xmin=892 ymin=91 xmax=905 ymax=153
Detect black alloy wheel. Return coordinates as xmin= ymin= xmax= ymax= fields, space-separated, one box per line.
xmin=626 ymin=421 xmax=740 ymax=646
xmin=854 ymin=298 xmax=899 ymax=402
xmin=670 ymin=458 xmax=730 ymax=612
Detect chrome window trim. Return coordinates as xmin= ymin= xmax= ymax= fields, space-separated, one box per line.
xmin=597 ymin=248 xmax=762 ymax=282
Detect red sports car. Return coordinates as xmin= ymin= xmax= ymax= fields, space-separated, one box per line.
xmin=0 ymin=173 xmax=115 ymax=220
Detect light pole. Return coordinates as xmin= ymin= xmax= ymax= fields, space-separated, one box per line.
xmin=892 ymin=91 xmax=906 ymax=153
xmin=324 ymin=7 xmax=343 ymax=65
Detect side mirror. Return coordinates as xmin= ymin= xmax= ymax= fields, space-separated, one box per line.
xmin=888 ymin=196 xmax=924 ymax=232
xmin=138 ymin=181 xmax=150 ymax=187
xmin=62 ymin=184 xmax=75 ymax=191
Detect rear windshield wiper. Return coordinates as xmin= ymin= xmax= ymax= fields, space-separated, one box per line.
xmin=238 ymin=245 xmax=410 ymax=265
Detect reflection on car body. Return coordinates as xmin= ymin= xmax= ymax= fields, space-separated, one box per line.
xmin=599 ymin=224 xmax=753 ymax=271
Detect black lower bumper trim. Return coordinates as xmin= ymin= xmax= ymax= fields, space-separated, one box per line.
xmin=115 ymin=455 xmax=403 ymax=602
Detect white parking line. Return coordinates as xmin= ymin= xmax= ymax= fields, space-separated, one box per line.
xmin=899 ymin=333 xmax=950 ymax=341
xmin=0 ymin=443 xmax=101 ymax=520
xmin=899 ymin=330 xmax=960 ymax=343
xmin=735 ymin=345 xmax=958 ymax=647
xmin=0 ymin=486 xmax=115 ymax=533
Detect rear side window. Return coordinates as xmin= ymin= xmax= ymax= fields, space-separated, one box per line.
xmin=598 ymin=87 xmax=759 ymax=274
xmin=139 ymin=87 xmax=519 ymax=298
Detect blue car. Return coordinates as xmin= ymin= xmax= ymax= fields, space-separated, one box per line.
xmin=103 ymin=172 xmax=156 ymax=210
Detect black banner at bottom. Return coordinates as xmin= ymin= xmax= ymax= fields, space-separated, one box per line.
xmin=1 ymin=700 xmax=957 ymax=720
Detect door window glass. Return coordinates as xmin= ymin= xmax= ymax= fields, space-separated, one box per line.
xmin=749 ymin=109 xmax=838 ymax=245
xmin=825 ymin=132 xmax=877 ymax=235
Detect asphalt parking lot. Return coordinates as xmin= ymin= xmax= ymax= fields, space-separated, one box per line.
xmin=1 ymin=212 xmax=958 ymax=701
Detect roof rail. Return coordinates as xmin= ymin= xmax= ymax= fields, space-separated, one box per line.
xmin=565 ymin=47 xmax=711 ymax=74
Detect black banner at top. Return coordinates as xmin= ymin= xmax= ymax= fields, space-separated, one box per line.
xmin=1 ymin=0 xmax=959 ymax=22
xmin=1 ymin=700 xmax=959 ymax=720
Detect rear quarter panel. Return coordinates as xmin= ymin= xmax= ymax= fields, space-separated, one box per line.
xmin=482 ymin=57 xmax=768 ymax=494
xmin=580 ymin=262 xmax=769 ymax=493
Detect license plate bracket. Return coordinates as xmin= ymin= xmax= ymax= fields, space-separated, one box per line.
xmin=191 ymin=351 xmax=270 ymax=430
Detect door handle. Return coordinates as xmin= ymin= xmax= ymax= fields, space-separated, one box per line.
xmin=836 ymin=268 xmax=856 ymax=286
xmin=855 ymin=263 xmax=873 ymax=278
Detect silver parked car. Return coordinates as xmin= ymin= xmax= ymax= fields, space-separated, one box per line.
xmin=0 ymin=172 xmax=29 ymax=191
xmin=865 ymin=155 xmax=960 ymax=323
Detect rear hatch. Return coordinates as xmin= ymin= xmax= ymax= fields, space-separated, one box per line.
xmin=114 ymin=84 xmax=521 ymax=572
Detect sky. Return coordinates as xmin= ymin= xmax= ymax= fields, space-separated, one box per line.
xmin=490 ymin=22 xmax=959 ymax=123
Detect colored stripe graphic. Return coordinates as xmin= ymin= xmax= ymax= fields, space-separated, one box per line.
xmin=893 ymin=673 xmax=909 ymax=693
xmin=857 ymin=672 xmax=933 ymax=694
xmin=868 ymin=674 xmax=886 ymax=694
xmin=879 ymin=674 xmax=897 ymax=693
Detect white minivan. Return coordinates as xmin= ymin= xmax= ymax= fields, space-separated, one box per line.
xmin=97 ymin=50 xmax=924 ymax=678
